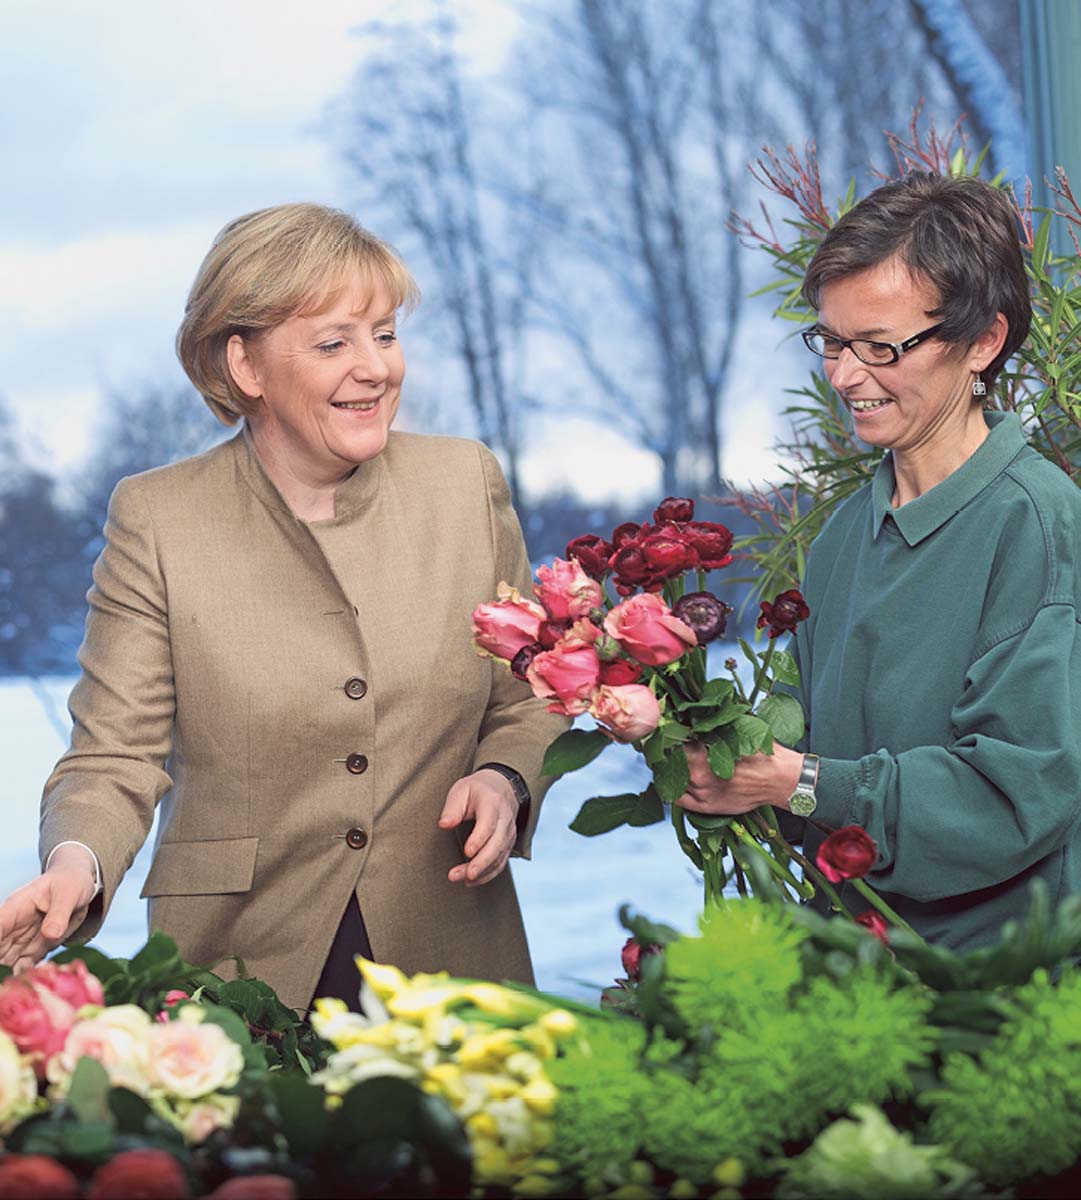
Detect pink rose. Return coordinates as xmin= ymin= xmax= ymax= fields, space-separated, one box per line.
xmin=526 ymin=641 xmax=602 ymax=716
xmin=604 ymin=593 xmax=697 ymax=666
xmin=155 ymin=989 xmax=192 ymax=1023
xmin=47 ymin=1005 xmax=153 ymax=1096
xmin=590 ymin=684 xmax=661 ymax=742
xmin=145 ymin=1008 xmax=244 ymax=1099
xmin=0 ymin=976 xmax=76 ymax=1078
xmin=31 ymin=960 xmax=105 ymax=1013
xmin=533 ymin=558 xmax=603 ymax=621
xmin=472 ymin=582 xmax=547 ymax=662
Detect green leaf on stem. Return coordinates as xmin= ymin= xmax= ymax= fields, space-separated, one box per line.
xmin=769 ymin=649 xmax=801 ymax=687
xmin=540 ymin=728 xmax=610 ymax=778
xmin=569 ymin=789 xmax=665 ymax=836
xmin=641 ymin=728 xmax=666 ymax=767
xmin=652 ymin=744 xmax=691 ymax=806
xmin=706 ymin=739 xmax=735 ymax=779
xmin=730 ymin=714 xmax=772 ymax=757
xmin=756 ymin=692 xmax=805 ymax=745
xmin=691 ymin=697 xmax=746 ymax=734
xmin=672 ymin=677 xmax=735 ymax=710
xmin=65 ymin=1057 xmax=112 ymax=1126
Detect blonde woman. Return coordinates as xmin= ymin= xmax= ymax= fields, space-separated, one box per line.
xmin=0 ymin=205 xmax=565 ymax=1012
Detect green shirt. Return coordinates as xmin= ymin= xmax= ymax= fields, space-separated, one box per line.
xmin=795 ymin=412 xmax=1081 ymax=949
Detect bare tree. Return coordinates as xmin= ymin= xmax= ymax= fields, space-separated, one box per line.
xmin=334 ymin=4 xmax=543 ymax=508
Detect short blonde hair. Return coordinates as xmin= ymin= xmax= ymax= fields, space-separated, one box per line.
xmin=177 ymin=204 xmax=420 ymax=424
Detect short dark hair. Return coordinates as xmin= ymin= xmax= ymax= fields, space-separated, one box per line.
xmin=802 ymin=172 xmax=1031 ymax=387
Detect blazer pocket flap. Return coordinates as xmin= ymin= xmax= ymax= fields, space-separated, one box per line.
xmin=140 ymin=837 xmax=259 ymax=897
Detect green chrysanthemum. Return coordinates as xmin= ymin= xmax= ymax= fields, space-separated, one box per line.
xmin=926 ymin=968 xmax=1081 ymax=1185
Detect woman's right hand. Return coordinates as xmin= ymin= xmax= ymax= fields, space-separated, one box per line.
xmin=0 ymin=846 xmax=98 ymax=972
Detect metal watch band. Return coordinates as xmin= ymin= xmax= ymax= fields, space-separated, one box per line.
xmin=799 ymin=753 xmax=820 ymax=791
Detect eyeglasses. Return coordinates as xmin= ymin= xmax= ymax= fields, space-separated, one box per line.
xmin=801 ymin=322 xmax=945 ymax=366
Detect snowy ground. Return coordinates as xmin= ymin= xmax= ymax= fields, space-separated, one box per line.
xmin=1 ymin=673 xmax=724 ymax=1003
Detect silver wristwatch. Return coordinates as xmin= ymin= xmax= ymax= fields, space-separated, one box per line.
xmin=788 ymin=753 xmax=819 ymax=817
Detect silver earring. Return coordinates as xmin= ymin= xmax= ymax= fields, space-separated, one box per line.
xmin=972 ymin=375 xmax=987 ymax=397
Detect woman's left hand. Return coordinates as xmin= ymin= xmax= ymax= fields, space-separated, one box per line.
xmin=676 ymin=741 xmax=804 ymax=815
xmin=439 ymin=769 xmax=520 ymax=887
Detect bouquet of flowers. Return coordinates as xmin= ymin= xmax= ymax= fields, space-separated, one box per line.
xmin=473 ymin=497 xmax=908 ymax=933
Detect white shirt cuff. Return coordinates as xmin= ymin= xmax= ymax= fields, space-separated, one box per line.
xmin=45 ymin=841 xmax=103 ymax=898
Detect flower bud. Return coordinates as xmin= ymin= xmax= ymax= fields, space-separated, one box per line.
xmin=653 ymin=497 xmax=694 ymax=523
xmin=724 ymin=657 xmax=737 ymax=671
xmin=511 ymin=643 xmax=544 ymax=681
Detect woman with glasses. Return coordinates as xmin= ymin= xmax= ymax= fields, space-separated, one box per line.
xmin=676 ymin=171 xmax=1081 ymax=949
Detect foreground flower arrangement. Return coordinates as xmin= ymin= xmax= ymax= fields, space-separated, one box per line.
xmin=3 ymin=887 xmax=1081 ymax=1197
xmin=473 ymin=497 xmax=905 ymax=936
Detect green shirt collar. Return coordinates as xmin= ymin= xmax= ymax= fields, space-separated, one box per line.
xmin=871 ymin=411 xmax=1027 ymax=546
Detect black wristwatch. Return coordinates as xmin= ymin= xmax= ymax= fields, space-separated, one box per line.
xmin=476 ymin=762 xmax=532 ymax=835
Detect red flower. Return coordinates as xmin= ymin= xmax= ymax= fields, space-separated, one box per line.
xmin=87 ymin=1151 xmax=190 ymax=1200
xmin=757 ymin=588 xmax=810 ymax=638
xmin=672 ymin=591 xmax=731 ymax=644
xmin=0 ymin=1156 xmax=80 ymax=1200
xmin=640 ymin=527 xmax=699 ymax=577
xmin=566 ymin=534 xmax=614 ymax=580
xmin=609 ymin=543 xmax=657 ymax=595
xmin=510 ymin=643 xmax=543 ymax=681
xmin=620 ymin=937 xmax=663 ymax=982
xmin=653 ymin=497 xmax=695 ymax=524
xmin=816 ymin=826 xmax=878 ymax=883
xmin=207 ymin=1177 xmax=298 ymax=1200
xmin=598 ymin=659 xmax=642 ymax=686
xmin=684 ymin=520 xmax=734 ymax=569
xmin=611 ymin=521 xmax=645 ymax=549
xmin=855 ymin=911 xmax=890 ymax=945
xmin=537 ymin=619 xmax=571 ymax=650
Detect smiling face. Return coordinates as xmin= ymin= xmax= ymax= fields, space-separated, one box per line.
xmin=818 ymin=255 xmax=999 ymax=461
xmin=228 ymin=275 xmax=405 ymax=488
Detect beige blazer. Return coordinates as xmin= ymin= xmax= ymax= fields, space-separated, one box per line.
xmin=40 ymin=429 xmax=567 ymax=1011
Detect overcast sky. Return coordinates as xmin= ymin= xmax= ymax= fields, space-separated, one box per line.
xmin=0 ymin=0 xmax=790 ymax=501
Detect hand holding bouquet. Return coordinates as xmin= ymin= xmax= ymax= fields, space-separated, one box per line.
xmin=473 ymin=497 xmax=912 ymax=936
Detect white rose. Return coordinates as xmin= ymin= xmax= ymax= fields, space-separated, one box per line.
xmin=0 ymin=1030 xmax=38 ymax=1132
xmin=46 ymin=1004 xmax=153 ymax=1098
xmin=173 ymin=1093 xmax=241 ymax=1144
xmin=145 ymin=1007 xmax=244 ymax=1099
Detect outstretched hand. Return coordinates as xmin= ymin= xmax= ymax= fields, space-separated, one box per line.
xmin=438 ymin=768 xmax=520 ymax=887
xmin=0 ymin=848 xmax=98 ymax=972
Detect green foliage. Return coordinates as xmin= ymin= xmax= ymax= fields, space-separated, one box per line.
xmin=540 ymin=728 xmax=609 ymax=777
xmin=777 ymin=1105 xmax=981 ymax=1199
xmin=925 ymin=967 xmax=1081 ymax=1186
xmin=569 ymin=788 xmax=664 ymax=836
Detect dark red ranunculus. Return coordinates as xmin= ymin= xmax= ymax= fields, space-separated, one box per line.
xmin=598 ymin=659 xmax=643 ymax=686
xmin=653 ymin=497 xmax=695 ymax=524
xmin=566 ymin=534 xmax=614 ymax=580
xmin=855 ymin=910 xmax=890 ymax=945
xmin=510 ymin=642 xmax=544 ymax=681
xmin=620 ymin=936 xmax=663 ymax=982
xmin=0 ymin=1157 xmax=80 ymax=1200
xmin=816 ymin=826 xmax=878 ymax=883
xmin=611 ymin=521 xmax=645 ymax=549
xmin=207 ymin=1176 xmax=299 ymax=1200
xmin=609 ymin=543 xmax=657 ymax=595
xmin=757 ymin=588 xmax=810 ymax=638
xmin=685 ymin=520 xmax=734 ymax=569
xmin=640 ymin=527 xmax=699 ymax=577
xmin=87 ymin=1150 xmax=191 ymax=1200
xmin=672 ymin=591 xmax=731 ymax=644
xmin=537 ymin=618 xmax=572 ymax=650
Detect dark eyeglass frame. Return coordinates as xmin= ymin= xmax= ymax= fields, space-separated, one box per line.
xmin=801 ymin=321 xmax=946 ymax=366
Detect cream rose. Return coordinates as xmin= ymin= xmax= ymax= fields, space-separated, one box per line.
xmin=145 ymin=1007 xmax=244 ymax=1099
xmin=46 ymin=1004 xmax=153 ymax=1097
xmin=0 ymin=1030 xmax=38 ymax=1133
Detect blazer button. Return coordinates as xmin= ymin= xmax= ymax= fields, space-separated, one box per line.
xmin=345 ymin=753 xmax=369 ymax=775
xmin=346 ymin=827 xmax=368 ymax=849
xmin=344 ymin=677 xmax=368 ymax=700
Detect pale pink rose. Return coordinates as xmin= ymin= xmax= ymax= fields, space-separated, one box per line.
xmin=589 ymin=684 xmax=661 ymax=742
xmin=472 ymin=582 xmax=547 ymax=662
xmin=0 ymin=1030 xmax=39 ymax=1133
xmin=533 ymin=558 xmax=604 ymax=621
xmin=31 ymin=960 xmax=105 ymax=1014
xmin=145 ymin=1008 xmax=244 ymax=1100
xmin=0 ymin=975 xmax=76 ymax=1077
xmin=604 ymin=593 xmax=697 ymax=666
xmin=47 ymin=1005 xmax=153 ymax=1097
xmin=526 ymin=640 xmax=602 ymax=716
xmin=173 ymin=1093 xmax=241 ymax=1144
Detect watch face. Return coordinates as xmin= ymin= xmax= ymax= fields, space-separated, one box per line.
xmin=789 ymin=788 xmax=817 ymax=817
